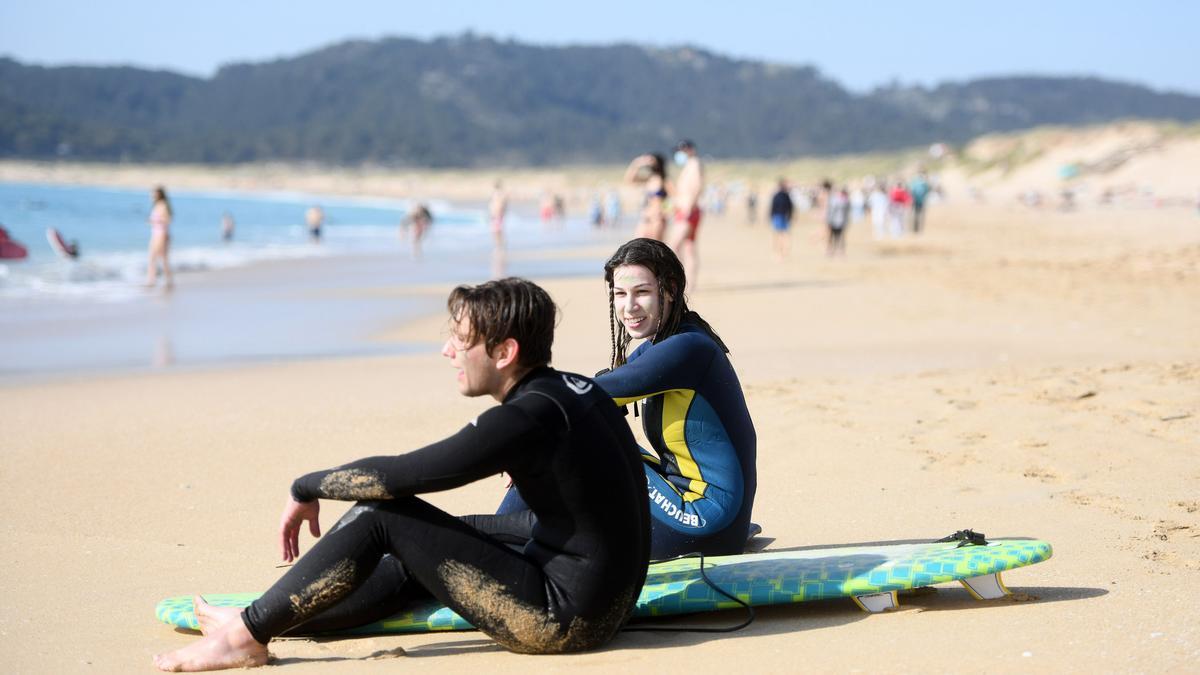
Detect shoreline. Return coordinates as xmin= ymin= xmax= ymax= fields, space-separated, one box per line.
xmin=0 ymin=237 xmax=623 ymax=382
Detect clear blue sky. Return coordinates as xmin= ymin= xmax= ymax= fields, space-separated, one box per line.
xmin=2 ymin=1 xmax=1197 ymax=94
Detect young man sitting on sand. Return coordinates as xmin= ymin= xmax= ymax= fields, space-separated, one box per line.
xmin=154 ymin=278 xmax=651 ymax=671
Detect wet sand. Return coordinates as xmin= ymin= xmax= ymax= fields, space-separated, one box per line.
xmin=2 ymin=198 xmax=1198 ymax=672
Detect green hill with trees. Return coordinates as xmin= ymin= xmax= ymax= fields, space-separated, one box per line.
xmin=3 ymin=34 xmax=1199 ymax=166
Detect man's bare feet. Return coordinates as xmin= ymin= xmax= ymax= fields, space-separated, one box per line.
xmin=153 ymin=617 xmax=268 ymax=672
xmin=193 ymin=596 xmax=242 ymax=636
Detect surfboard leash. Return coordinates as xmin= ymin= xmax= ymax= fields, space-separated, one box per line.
xmin=622 ymin=551 xmax=755 ymax=634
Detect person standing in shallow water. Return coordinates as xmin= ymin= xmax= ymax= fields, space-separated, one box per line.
xmin=145 ymin=186 xmax=173 ymax=289
xmin=404 ymin=203 xmax=433 ymax=259
xmin=153 ymin=278 xmax=650 ymax=671
xmin=489 ymin=180 xmax=508 ymax=250
xmin=220 ymin=212 xmax=235 ymax=242
xmin=305 ymin=205 xmax=324 ymax=242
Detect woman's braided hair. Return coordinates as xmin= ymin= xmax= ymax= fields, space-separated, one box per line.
xmin=604 ymin=238 xmax=727 ymax=369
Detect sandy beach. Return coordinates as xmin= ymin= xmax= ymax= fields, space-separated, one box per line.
xmin=3 ymin=163 xmax=1199 ymax=673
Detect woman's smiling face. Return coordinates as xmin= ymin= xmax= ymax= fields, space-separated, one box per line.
xmin=612 ymin=264 xmax=670 ymax=340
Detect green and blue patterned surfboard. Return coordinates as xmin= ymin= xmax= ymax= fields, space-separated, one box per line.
xmin=156 ymin=537 xmax=1052 ymax=634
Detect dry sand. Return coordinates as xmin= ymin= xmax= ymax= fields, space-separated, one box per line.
xmin=3 ymin=176 xmax=1199 ymax=672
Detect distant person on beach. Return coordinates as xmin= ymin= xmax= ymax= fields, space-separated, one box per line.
xmin=868 ymin=181 xmax=889 ymax=240
xmin=220 ymin=212 xmax=235 ymax=243
xmin=44 ymin=227 xmax=78 ymax=259
xmin=539 ymin=191 xmax=556 ymax=227
xmin=146 ymin=186 xmax=173 ymax=288
xmin=666 ymin=139 xmax=704 ymax=291
xmin=496 ymin=238 xmax=757 ymax=560
xmin=888 ymin=181 xmax=910 ymax=238
xmin=487 ymin=180 xmax=506 ymax=248
xmin=746 ymin=188 xmax=758 ymax=224
xmin=769 ymin=178 xmax=794 ymax=260
xmin=605 ymin=189 xmax=622 ymax=229
xmin=624 ymin=152 xmax=668 ymax=240
xmin=588 ymin=194 xmax=605 ymax=227
xmin=909 ymin=170 xmax=931 ymax=234
xmin=489 ymin=180 xmax=508 ymax=249
xmin=489 ymin=182 xmax=510 ymax=278
xmin=825 ymin=184 xmax=850 ymax=257
xmin=152 ymin=278 xmax=650 ymax=671
xmin=849 ymin=185 xmax=866 ymax=224
xmin=405 ymin=203 xmax=433 ymax=258
xmin=305 ymin=205 xmax=324 ymax=242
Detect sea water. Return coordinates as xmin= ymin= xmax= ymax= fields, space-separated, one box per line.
xmin=0 ymin=182 xmax=619 ymax=375
xmin=0 ymin=182 xmax=578 ymax=300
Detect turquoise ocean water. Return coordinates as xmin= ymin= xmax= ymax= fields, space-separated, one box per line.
xmin=0 ymin=182 xmax=619 ymax=375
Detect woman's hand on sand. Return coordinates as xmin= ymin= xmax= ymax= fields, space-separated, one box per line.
xmin=279 ymin=497 xmax=321 ymax=563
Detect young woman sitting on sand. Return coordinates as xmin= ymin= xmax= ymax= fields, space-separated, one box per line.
xmin=500 ymin=238 xmax=757 ymax=559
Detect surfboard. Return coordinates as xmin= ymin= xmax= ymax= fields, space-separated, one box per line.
xmin=46 ymin=227 xmax=77 ymax=259
xmin=156 ymin=536 xmax=1052 ymax=634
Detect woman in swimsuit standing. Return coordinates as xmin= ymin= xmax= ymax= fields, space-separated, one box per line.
xmin=624 ymin=153 xmax=668 ymax=241
xmin=146 ymin=186 xmax=173 ymax=289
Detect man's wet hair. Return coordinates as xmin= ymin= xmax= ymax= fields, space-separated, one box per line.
xmin=447 ymin=277 xmax=556 ymax=368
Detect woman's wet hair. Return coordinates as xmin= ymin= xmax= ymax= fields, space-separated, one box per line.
xmin=447 ymin=277 xmax=557 ymax=368
xmin=604 ymin=238 xmax=726 ymax=369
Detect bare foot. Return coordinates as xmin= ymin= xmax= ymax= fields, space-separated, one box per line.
xmin=193 ymin=596 xmax=242 ymax=636
xmin=153 ymin=618 xmax=268 ymax=672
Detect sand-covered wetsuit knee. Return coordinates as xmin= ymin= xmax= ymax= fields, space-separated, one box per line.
xmin=240 ymin=367 xmax=650 ymax=654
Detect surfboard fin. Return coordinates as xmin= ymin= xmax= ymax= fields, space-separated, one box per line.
xmin=960 ymin=572 xmax=1010 ymax=600
xmin=852 ymin=590 xmax=899 ymax=613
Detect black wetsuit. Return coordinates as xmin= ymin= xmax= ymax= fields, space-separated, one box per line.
xmin=240 ymin=367 xmax=650 ymax=654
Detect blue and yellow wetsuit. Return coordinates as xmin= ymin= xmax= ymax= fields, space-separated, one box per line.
xmin=595 ymin=319 xmax=757 ymax=559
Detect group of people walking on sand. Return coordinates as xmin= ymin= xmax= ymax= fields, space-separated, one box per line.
xmin=865 ymin=172 xmax=934 ymax=240
xmin=153 ymin=236 xmax=757 ymax=671
xmin=763 ymin=170 xmax=938 ymax=260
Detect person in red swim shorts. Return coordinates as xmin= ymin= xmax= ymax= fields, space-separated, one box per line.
xmin=666 ymin=140 xmax=704 ymax=291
